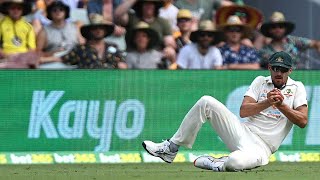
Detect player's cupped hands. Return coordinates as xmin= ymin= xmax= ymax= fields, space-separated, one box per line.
xmin=267 ymin=88 xmax=284 ymax=107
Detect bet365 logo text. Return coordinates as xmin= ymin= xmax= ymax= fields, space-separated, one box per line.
xmin=28 ymin=91 xmax=145 ymax=152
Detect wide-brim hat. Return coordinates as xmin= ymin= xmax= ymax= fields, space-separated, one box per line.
xmin=129 ymin=21 xmax=159 ymax=49
xmin=46 ymin=0 xmax=70 ymax=20
xmin=190 ymin=20 xmax=224 ymax=45
xmin=0 ymin=0 xmax=32 ymax=16
xmin=260 ymin=11 xmax=295 ymax=38
xmin=80 ymin=14 xmax=114 ymax=39
xmin=216 ymin=5 xmax=263 ymax=29
xmin=177 ymin=9 xmax=192 ymax=19
xmin=132 ymin=0 xmax=164 ymax=18
xmin=218 ymin=15 xmax=253 ymax=38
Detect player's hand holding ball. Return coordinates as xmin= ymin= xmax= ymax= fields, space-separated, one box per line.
xmin=267 ymin=88 xmax=284 ymax=107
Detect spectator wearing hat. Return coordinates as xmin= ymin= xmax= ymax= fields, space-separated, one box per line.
xmin=218 ymin=15 xmax=260 ymax=70
xmin=87 ymin=0 xmax=127 ymax=50
xmin=259 ymin=11 xmax=320 ymax=69
xmin=31 ymin=0 xmax=82 ymax=36
xmin=30 ymin=0 xmax=59 ymax=34
xmin=215 ymin=4 xmax=263 ymax=49
xmin=175 ymin=9 xmax=193 ymax=52
xmin=0 ymin=0 xmax=35 ymax=57
xmin=37 ymin=1 xmax=84 ymax=64
xmin=114 ymin=0 xmax=175 ymax=50
xmin=126 ymin=21 xmax=175 ymax=69
xmin=174 ymin=0 xmax=242 ymax=30
xmin=60 ymin=14 xmax=127 ymax=69
xmin=215 ymin=4 xmax=262 ymax=30
xmin=177 ymin=20 xmax=223 ymax=69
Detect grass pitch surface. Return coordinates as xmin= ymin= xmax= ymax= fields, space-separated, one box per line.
xmin=0 ymin=162 xmax=318 ymax=180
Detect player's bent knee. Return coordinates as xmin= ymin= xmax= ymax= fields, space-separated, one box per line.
xmin=199 ymin=95 xmax=216 ymax=104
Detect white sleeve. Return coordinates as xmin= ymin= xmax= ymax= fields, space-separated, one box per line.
xmin=213 ymin=48 xmax=223 ymax=67
xmin=293 ymin=82 xmax=308 ymax=109
xmin=244 ymin=76 xmax=264 ymax=101
xmin=177 ymin=45 xmax=190 ymax=69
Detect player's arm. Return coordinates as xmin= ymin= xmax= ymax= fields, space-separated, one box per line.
xmin=276 ymin=104 xmax=308 ymax=128
xmin=240 ymin=89 xmax=283 ymax=118
xmin=240 ymin=96 xmax=270 ymax=118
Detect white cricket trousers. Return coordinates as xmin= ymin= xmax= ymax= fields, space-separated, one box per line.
xmin=170 ymin=96 xmax=272 ymax=171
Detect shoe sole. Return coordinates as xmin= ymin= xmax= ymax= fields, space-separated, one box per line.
xmin=142 ymin=142 xmax=172 ymax=163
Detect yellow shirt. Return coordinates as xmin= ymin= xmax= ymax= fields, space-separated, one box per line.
xmin=0 ymin=16 xmax=36 ymax=54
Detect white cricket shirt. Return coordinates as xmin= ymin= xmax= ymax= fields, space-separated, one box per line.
xmin=244 ymin=76 xmax=308 ymax=153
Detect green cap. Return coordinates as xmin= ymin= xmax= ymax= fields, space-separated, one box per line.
xmin=268 ymin=51 xmax=293 ymax=69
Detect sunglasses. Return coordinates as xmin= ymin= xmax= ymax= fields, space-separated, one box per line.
xmin=52 ymin=7 xmax=65 ymax=12
xmin=225 ymin=26 xmax=242 ymax=32
xmin=199 ymin=32 xmax=213 ymax=38
xmin=9 ymin=5 xmax=23 ymax=10
xmin=271 ymin=66 xmax=289 ymax=73
xmin=177 ymin=18 xmax=191 ymax=23
xmin=270 ymin=24 xmax=285 ymax=29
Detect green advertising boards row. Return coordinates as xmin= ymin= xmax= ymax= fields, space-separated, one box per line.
xmin=0 ymin=70 xmax=319 ymax=161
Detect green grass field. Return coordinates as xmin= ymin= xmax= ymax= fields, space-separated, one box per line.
xmin=0 ymin=162 xmax=319 ymax=180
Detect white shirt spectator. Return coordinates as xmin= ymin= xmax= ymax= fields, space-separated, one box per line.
xmin=159 ymin=3 xmax=179 ymax=32
xmin=126 ymin=49 xmax=163 ymax=69
xmin=177 ymin=43 xmax=223 ymax=69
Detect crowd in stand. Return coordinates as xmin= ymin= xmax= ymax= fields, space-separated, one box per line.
xmin=0 ymin=0 xmax=319 ymax=69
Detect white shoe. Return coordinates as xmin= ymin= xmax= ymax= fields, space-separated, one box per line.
xmin=142 ymin=140 xmax=177 ymax=163
xmin=194 ymin=155 xmax=228 ymax=172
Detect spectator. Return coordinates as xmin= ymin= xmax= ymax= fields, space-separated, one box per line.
xmin=87 ymin=0 xmax=126 ymax=50
xmin=159 ymin=0 xmax=179 ymax=33
xmin=126 ymin=21 xmax=163 ymax=69
xmin=31 ymin=0 xmax=83 ymax=36
xmin=174 ymin=0 xmax=242 ymax=31
xmin=0 ymin=0 xmax=38 ymax=68
xmin=37 ymin=1 xmax=84 ymax=64
xmin=259 ymin=12 xmax=320 ymax=69
xmin=61 ymin=14 xmax=127 ymax=69
xmin=175 ymin=9 xmax=193 ymax=52
xmin=114 ymin=0 xmax=175 ymax=50
xmin=31 ymin=0 xmax=56 ymax=31
xmin=215 ymin=4 xmax=263 ymax=48
xmin=218 ymin=15 xmax=260 ymax=69
xmin=174 ymin=0 xmax=228 ymax=21
xmin=0 ymin=0 xmax=35 ymax=57
xmin=216 ymin=4 xmax=262 ymax=30
xmin=177 ymin=20 xmax=223 ymax=69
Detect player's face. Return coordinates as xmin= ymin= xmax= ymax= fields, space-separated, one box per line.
xmin=269 ymin=65 xmax=292 ymax=88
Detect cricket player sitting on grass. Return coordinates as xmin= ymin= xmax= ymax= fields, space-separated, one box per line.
xmin=142 ymin=51 xmax=308 ymax=172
